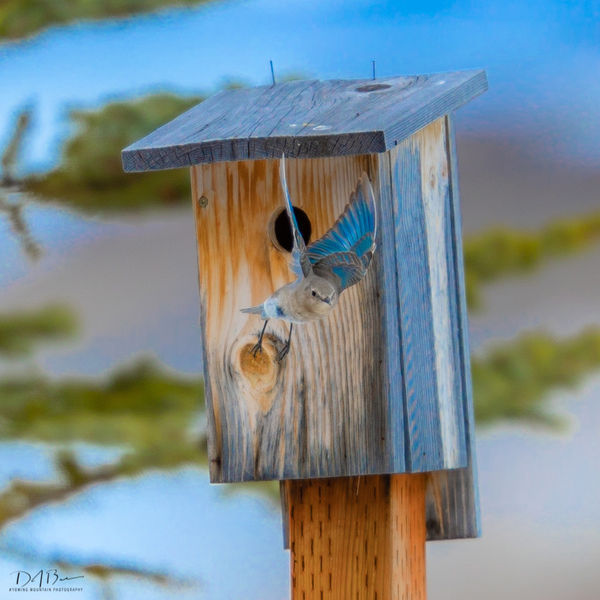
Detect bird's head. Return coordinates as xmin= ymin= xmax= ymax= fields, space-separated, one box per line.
xmin=300 ymin=275 xmax=338 ymax=317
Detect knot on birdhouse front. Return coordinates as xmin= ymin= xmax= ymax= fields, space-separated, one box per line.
xmin=232 ymin=334 xmax=282 ymax=414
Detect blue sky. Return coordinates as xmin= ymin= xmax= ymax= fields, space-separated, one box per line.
xmin=1 ymin=0 xmax=599 ymax=171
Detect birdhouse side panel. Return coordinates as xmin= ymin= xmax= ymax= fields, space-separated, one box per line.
xmin=191 ymin=155 xmax=405 ymax=482
xmin=424 ymin=114 xmax=481 ymax=540
xmin=389 ymin=118 xmax=468 ymax=472
xmin=377 ymin=150 xmax=409 ymax=473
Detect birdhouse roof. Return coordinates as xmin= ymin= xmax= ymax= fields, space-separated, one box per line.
xmin=122 ymin=69 xmax=486 ymax=172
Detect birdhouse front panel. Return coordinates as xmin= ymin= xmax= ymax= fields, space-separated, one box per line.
xmin=192 ymin=153 xmax=386 ymax=482
xmin=191 ymin=117 xmax=468 ymax=484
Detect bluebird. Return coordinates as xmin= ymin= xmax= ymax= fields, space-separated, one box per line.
xmin=241 ymin=155 xmax=378 ymax=361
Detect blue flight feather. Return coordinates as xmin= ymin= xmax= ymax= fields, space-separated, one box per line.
xmin=278 ymin=156 xmax=378 ymax=293
xmin=280 ymin=155 xmax=311 ymax=277
xmin=307 ymin=174 xmax=377 ymax=275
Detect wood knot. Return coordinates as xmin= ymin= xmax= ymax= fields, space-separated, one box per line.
xmin=232 ymin=335 xmax=281 ymax=413
xmin=239 ymin=341 xmax=278 ymax=383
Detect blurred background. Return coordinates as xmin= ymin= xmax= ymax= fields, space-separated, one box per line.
xmin=0 ymin=1 xmax=599 ymax=598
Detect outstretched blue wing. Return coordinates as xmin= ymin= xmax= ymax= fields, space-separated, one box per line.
xmin=308 ymin=174 xmax=378 ymax=292
xmin=280 ymin=155 xmax=311 ymax=277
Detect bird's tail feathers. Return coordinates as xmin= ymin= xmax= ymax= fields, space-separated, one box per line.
xmin=240 ymin=305 xmax=264 ymax=316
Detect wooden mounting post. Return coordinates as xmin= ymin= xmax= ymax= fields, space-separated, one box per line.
xmin=286 ymin=474 xmax=426 ymax=600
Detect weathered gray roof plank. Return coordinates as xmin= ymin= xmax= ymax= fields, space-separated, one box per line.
xmin=122 ymin=69 xmax=487 ymax=171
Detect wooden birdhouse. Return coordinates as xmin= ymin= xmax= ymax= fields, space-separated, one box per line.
xmin=123 ymin=69 xmax=487 ymax=599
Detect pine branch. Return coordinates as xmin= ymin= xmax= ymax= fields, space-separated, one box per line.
xmin=0 ymin=194 xmax=41 ymax=260
xmin=0 ymin=0 xmax=216 ymax=41
xmin=0 ymin=357 xmax=203 ymax=446
xmin=23 ymin=93 xmax=202 ymax=214
xmin=0 ymin=107 xmax=41 ymax=259
xmin=0 ymin=359 xmax=207 ymax=529
xmin=473 ymin=326 xmax=600 ymax=427
xmin=464 ymin=212 xmax=600 ymax=308
xmin=0 ymin=445 xmax=206 ymax=530
xmin=1 ymin=108 xmax=31 ymax=185
xmin=0 ymin=304 xmax=76 ymax=358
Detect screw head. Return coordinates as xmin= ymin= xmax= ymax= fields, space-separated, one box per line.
xmin=198 ymin=195 xmax=209 ymax=208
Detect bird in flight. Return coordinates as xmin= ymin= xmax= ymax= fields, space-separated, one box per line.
xmin=241 ymin=155 xmax=378 ymax=361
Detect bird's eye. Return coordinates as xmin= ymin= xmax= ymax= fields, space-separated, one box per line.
xmin=311 ymin=290 xmax=316 ymax=297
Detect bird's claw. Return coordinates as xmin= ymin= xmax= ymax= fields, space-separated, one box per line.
xmin=251 ymin=342 xmax=263 ymax=357
xmin=276 ymin=343 xmax=290 ymax=362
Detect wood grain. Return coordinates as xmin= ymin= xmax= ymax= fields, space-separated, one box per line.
xmin=192 ymin=154 xmax=395 ymax=482
xmin=423 ymin=114 xmax=481 ymax=540
xmin=191 ymin=119 xmax=480 ymax=539
xmin=122 ymin=70 xmax=487 ymax=171
xmin=120 ymin=68 xmax=484 ymax=543
xmin=388 ymin=119 xmax=467 ymax=471
xmin=277 ymin=119 xmax=479 ymax=543
xmin=377 ymin=147 xmax=406 ymax=473
xmin=287 ymin=474 xmax=426 ymax=600
xmin=191 ymin=119 xmax=476 ymax=485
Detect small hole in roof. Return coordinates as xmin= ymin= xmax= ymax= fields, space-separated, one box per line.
xmin=355 ymin=83 xmax=392 ymax=93
xmin=270 ymin=207 xmax=311 ymax=253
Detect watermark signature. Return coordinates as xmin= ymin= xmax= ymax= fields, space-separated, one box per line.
xmin=8 ymin=569 xmax=84 ymax=593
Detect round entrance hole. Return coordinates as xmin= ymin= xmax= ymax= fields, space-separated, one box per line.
xmin=270 ymin=206 xmax=312 ymax=252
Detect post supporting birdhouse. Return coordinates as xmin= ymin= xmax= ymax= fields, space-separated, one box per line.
xmin=284 ymin=475 xmax=426 ymax=600
xmin=122 ymin=69 xmax=487 ymax=600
